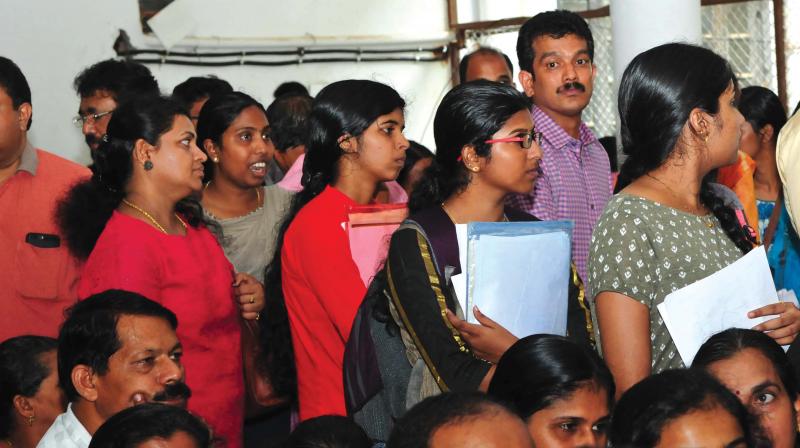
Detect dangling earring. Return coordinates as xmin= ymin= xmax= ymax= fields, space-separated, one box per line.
xmin=144 ymin=160 xmax=154 ymax=171
xmin=27 ymin=413 xmax=35 ymax=426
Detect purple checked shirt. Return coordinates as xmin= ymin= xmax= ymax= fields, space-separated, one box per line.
xmin=507 ymin=105 xmax=612 ymax=282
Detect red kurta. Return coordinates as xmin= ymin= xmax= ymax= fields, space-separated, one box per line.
xmin=78 ymin=211 xmax=244 ymax=447
xmin=282 ymin=186 xmax=367 ymax=420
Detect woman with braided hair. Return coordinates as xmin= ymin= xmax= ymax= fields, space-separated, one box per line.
xmin=588 ymin=42 xmax=800 ymax=398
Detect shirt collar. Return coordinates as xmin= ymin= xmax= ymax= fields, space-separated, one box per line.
xmin=64 ymin=403 xmax=93 ymax=446
xmin=17 ymin=141 xmax=39 ymax=175
xmin=532 ymin=105 xmax=599 ymax=152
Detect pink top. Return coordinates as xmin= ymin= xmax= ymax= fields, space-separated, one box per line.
xmin=277 ymin=154 xmax=408 ymax=203
xmin=78 ymin=211 xmax=244 ymax=447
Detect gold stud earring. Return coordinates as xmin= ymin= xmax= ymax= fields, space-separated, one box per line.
xmin=212 ymin=156 xmax=219 ymax=163
xmin=471 ymin=167 xmax=479 ymax=172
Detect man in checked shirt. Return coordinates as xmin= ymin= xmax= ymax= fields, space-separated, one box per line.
xmin=507 ymin=10 xmax=613 ymax=282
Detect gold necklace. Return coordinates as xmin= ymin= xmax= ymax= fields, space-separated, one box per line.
xmin=203 ymin=181 xmax=261 ymax=205
xmin=646 ymin=174 xmax=715 ymax=228
xmin=121 ymin=199 xmax=187 ymax=234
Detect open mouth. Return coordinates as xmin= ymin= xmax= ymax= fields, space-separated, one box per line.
xmin=249 ymin=161 xmax=267 ymax=177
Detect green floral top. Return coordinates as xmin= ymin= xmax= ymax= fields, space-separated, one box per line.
xmin=587 ymin=194 xmax=743 ymax=371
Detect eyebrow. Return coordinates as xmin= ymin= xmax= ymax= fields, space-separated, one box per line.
xmin=181 ymin=131 xmax=196 ymax=139
xmin=539 ymin=49 xmax=590 ymax=61
xmin=505 ymin=127 xmax=532 ymax=137
xmin=379 ymin=119 xmax=406 ymax=130
xmin=751 ymin=380 xmax=781 ymax=394
xmin=724 ymin=437 xmax=747 ymax=448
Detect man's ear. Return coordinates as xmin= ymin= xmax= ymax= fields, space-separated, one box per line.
xmin=16 ymin=103 xmax=32 ymax=131
xmin=72 ymin=364 xmax=99 ymax=402
xmin=12 ymin=394 xmax=35 ymax=419
xmin=519 ymin=70 xmax=535 ymax=98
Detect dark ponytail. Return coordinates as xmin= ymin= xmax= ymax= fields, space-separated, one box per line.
xmin=258 ymin=80 xmax=405 ymax=403
xmin=58 ymin=96 xmax=201 ymax=260
xmin=615 ymin=43 xmax=755 ymax=254
xmin=409 ymin=80 xmax=530 ymax=213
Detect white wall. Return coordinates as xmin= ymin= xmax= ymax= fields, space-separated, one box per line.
xmin=0 ymin=0 xmax=450 ymax=165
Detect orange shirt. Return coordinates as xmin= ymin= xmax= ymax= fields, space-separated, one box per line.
xmin=0 ymin=144 xmax=90 ymax=341
xmin=717 ymin=151 xmax=759 ymax=241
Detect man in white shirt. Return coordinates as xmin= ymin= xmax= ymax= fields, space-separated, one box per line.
xmin=37 ymin=290 xmax=190 ymax=448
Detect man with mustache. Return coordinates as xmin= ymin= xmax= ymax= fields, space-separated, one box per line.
xmin=38 ymin=290 xmax=190 ymax=448
xmin=73 ymin=60 xmax=159 ymax=159
xmin=508 ymin=10 xmax=612 ymax=282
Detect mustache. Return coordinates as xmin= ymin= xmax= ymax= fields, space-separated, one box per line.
xmin=557 ymin=81 xmax=586 ymax=93
xmin=152 ymin=381 xmax=192 ymax=402
xmin=85 ymin=133 xmax=98 ymax=147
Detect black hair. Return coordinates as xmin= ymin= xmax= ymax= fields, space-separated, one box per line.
xmin=171 ymin=75 xmax=234 ymax=113
xmin=458 ymin=47 xmax=514 ymax=84
xmin=387 ymin=391 xmax=514 ymax=448
xmin=516 ymin=10 xmax=594 ymax=74
xmin=259 ymin=79 xmax=405 ymax=404
xmin=0 ymin=336 xmax=58 ymax=437
xmin=488 ymin=334 xmax=614 ymax=420
xmin=410 ymin=80 xmax=530 ymax=213
xmin=88 ymin=403 xmax=213 ymax=448
xmin=275 ymin=81 xmax=310 ymax=99
xmin=57 ymin=95 xmax=206 ymax=260
xmin=693 ymin=328 xmax=798 ymax=401
xmin=73 ymin=59 xmax=159 ymax=104
xmin=0 ymin=56 xmax=32 ymax=130
xmin=599 ymin=136 xmax=618 ymax=172
xmin=57 ymin=290 xmax=178 ymax=402
xmin=282 ymin=415 xmax=372 ymax=448
xmin=397 ymin=141 xmax=434 ymax=188
xmin=738 ymin=86 xmax=788 ymax=140
xmin=609 ymin=369 xmax=765 ymax=448
xmin=615 ymin=42 xmax=757 ymax=253
xmin=196 ymin=91 xmax=266 ymax=181
xmin=266 ymin=93 xmax=314 ymax=152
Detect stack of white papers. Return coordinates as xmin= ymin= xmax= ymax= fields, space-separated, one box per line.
xmin=461 ymin=221 xmax=573 ymax=338
xmin=657 ymin=246 xmax=781 ymax=366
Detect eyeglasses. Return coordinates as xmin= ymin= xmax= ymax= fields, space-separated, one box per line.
xmin=485 ymin=130 xmax=543 ymax=149
xmin=72 ymin=110 xmax=113 ymax=128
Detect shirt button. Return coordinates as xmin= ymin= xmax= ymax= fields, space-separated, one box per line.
xmin=591 ymin=204 xmax=595 ymax=210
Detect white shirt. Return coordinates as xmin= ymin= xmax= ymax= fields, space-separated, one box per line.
xmin=36 ymin=403 xmax=92 ymax=448
xmin=777 ymin=112 xmax=800 ymax=233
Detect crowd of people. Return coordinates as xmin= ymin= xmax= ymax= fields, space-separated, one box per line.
xmin=3 ymin=7 xmax=800 ymax=448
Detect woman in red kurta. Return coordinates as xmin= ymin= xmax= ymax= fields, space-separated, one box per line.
xmin=261 ymin=80 xmax=408 ymax=420
xmin=58 ymin=96 xmax=264 ymax=447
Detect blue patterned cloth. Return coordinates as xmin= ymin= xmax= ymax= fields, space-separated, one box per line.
xmin=767 ymin=203 xmax=800 ymax=294
xmin=757 ymin=199 xmax=776 ymax=241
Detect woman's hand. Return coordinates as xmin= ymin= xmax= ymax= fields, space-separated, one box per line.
xmin=233 ymin=272 xmax=265 ymax=321
xmin=750 ymin=301 xmax=800 ymax=345
xmin=445 ymin=306 xmax=518 ymax=364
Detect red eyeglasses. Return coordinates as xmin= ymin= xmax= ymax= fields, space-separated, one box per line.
xmin=485 ymin=130 xmax=543 ymax=149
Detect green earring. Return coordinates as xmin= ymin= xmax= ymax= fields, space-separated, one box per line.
xmin=144 ymin=160 xmax=153 ymax=171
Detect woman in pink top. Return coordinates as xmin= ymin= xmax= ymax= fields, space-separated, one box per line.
xmin=260 ymin=80 xmax=408 ymax=420
xmin=58 ymin=96 xmax=264 ymax=447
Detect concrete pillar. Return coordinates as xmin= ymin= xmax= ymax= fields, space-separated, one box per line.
xmin=611 ymin=0 xmax=702 ymax=85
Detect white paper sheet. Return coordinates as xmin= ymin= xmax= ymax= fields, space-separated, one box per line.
xmin=451 ymin=224 xmax=468 ymax=314
xmin=466 ymin=230 xmax=570 ymax=337
xmin=657 ymin=246 xmax=780 ymax=366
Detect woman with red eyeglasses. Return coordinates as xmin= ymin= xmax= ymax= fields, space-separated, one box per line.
xmin=345 ymin=82 xmax=593 ymax=434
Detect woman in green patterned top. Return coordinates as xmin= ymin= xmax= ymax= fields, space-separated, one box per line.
xmin=588 ymin=43 xmax=800 ymax=398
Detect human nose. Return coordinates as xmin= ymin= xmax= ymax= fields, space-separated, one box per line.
xmin=161 ymin=356 xmax=184 ymax=384
xmin=193 ymin=142 xmax=208 ymax=162
xmin=82 ymin=117 xmax=95 ymax=136
xmin=564 ymin=62 xmax=578 ymax=81
xmin=528 ymin=140 xmax=543 ymax=160
xmin=397 ymin=132 xmax=410 ymax=151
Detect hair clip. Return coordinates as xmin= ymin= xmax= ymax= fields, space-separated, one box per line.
xmin=102 ymin=134 xmax=109 ymax=143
